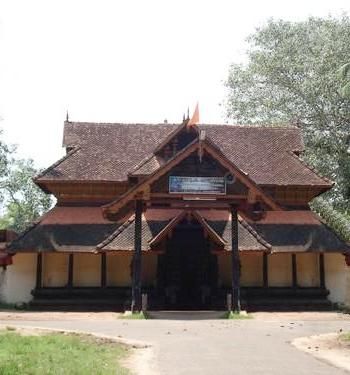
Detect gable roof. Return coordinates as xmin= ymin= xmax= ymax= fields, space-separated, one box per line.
xmin=97 ymin=209 xmax=271 ymax=252
xmin=35 ymin=122 xmax=332 ymax=188
xmin=103 ymin=136 xmax=281 ymax=215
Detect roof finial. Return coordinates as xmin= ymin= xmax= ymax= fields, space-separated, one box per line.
xmin=187 ymin=107 xmax=190 ymax=121
xmin=183 ymin=113 xmax=186 ymax=123
xmin=66 ymin=110 xmax=69 ymax=122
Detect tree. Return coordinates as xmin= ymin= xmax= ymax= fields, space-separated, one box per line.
xmin=339 ymin=62 xmax=350 ymax=98
xmin=0 ymin=130 xmax=13 ymax=202
xmin=225 ymin=16 xmax=350 ymax=214
xmin=311 ymin=198 xmax=350 ymax=243
xmin=0 ymin=133 xmax=52 ymax=233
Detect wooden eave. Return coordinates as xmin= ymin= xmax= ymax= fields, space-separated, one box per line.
xmin=191 ymin=211 xmax=228 ymax=247
xmin=147 ymin=211 xmax=187 ymax=246
xmin=103 ymin=137 xmax=281 ymax=217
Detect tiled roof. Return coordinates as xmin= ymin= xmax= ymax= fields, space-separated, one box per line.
xmin=97 ymin=215 xmax=171 ymax=252
xmin=7 ymin=207 xmax=348 ymax=254
xmin=36 ymin=122 xmax=331 ymax=187
xmin=7 ymin=206 xmax=119 ymax=253
xmin=249 ymin=210 xmax=350 ymax=253
xmin=98 ymin=210 xmax=270 ymax=252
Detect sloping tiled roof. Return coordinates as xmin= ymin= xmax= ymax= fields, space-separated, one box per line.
xmin=97 ymin=210 xmax=270 ymax=252
xmin=249 ymin=211 xmax=350 ymax=253
xmin=97 ymin=215 xmax=171 ymax=251
xmin=7 ymin=206 xmax=119 ymax=253
xmin=7 ymin=207 xmax=348 ymax=254
xmin=35 ymin=122 xmax=331 ymax=187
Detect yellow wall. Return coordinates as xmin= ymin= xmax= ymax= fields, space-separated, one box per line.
xmin=296 ymin=253 xmax=319 ymax=287
xmin=43 ymin=253 xmax=68 ymax=287
xmin=241 ymin=254 xmax=263 ymax=286
xmin=268 ymin=253 xmax=292 ymax=287
xmin=0 ymin=253 xmax=36 ymax=303
xmin=107 ymin=253 xmax=132 ymax=286
xmin=142 ymin=254 xmax=158 ymax=287
xmin=217 ymin=253 xmax=231 ymax=287
xmin=73 ymin=253 xmax=101 ymax=287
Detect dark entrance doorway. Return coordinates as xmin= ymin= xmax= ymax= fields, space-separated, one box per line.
xmin=157 ymin=216 xmax=218 ymax=309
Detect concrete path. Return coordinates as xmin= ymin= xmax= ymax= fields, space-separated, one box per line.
xmin=1 ymin=311 xmax=350 ymax=374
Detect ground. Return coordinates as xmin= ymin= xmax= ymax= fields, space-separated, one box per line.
xmin=1 ymin=310 xmax=350 ymax=374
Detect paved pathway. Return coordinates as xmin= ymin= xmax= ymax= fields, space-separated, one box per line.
xmin=1 ymin=311 xmax=350 ymax=374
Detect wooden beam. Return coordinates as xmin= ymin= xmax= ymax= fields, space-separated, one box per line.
xmin=263 ymin=253 xmax=268 ymax=288
xmin=230 ymin=204 xmax=241 ymax=312
xmin=319 ymin=253 xmax=325 ymax=288
xmin=131 ymin=200 xmax=143 ymax=312
xmin=36 ymin=253 xmax=43 ymax=289
xmin=67 ymin=253 xmax=74 ymax=288
xmin=101 ymin=253 xmax=107 ymax=288
xmin=292 ymin=254 xmax=298 ymax=288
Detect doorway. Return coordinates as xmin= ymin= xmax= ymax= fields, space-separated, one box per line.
xmin=157 ymin=216 xmax=218 ymax=309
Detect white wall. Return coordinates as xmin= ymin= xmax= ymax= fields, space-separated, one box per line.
xmin=325 ymin=253 xmax=348 ymax=304
xmin=0 ymin=253 xmax=37 ymax=304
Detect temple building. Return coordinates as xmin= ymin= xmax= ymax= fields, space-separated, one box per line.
xmin=2 ymin=118 xmax=350 ymax=310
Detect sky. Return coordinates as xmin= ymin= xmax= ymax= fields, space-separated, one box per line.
xmin=0 ymin=0 xmax=349 ymax=168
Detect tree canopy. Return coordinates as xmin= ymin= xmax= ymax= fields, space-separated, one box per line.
xmin=225 ymin=16 xmax=350 ymax=215
xmin=0 ymin=132 xmax=52 ymax=233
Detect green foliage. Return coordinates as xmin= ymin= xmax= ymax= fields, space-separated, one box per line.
xmin=0 ymin=331 xmax=130 ymax=374
xmin=225 ymin=16 xmax=350 ymax=212
xmin=0 ymin=130 xmax=13 ymax=203
xmin=0 ymin=131 xmax=52 ymax=233
xmin=311 ymin=198 xmax=350 ymax=242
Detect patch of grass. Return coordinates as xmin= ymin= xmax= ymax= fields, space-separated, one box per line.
xmin=0 ymin=331 xmax=130 ymax=374
xmin=339 ymin=332 xmax=350 ymax=341
xmin=119 ymin=311 xmax=150 ymax=319
xmin=5 ymin=326 xmax=16 ymax=331
xmin=222 ymin=311 xmax=253 ymax=320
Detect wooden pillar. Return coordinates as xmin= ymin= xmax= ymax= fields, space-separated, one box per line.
xmin=292 ymin=254 xmax=298 ymax=288
xmin=131 ymin=199 xmax=143 ymax=312
xmin=230 ymin=204 xmax=241 ymax=312
xmin=263 ymin=253 xmax=268 ymax=288
xmin=36 ymin=253 xmax=42 ymax=289
xmin=319 ymin=253 xmax=325 ymax=288
xmin=67 ymin=253 xmax=74 ymax=288
xmin=101 ymin=253 xmax=107 ymax=288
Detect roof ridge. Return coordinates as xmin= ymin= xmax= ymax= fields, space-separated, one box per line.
xmin=66 ymin=122 xmax=179 ymax=127
xmin=287 ymin=151 xmax=334 ymax=185
xmin=66 ymin=121 xmax=299 ymax=129
xmin=34 ymin=147 xmax=81 ymax=181
xmin=96 ymin=215 xmax=135 ymax=250
xmin=238 ymin=216 xmax=272 ymax=250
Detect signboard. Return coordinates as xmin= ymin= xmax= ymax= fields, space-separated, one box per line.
xmin=169 ymin=176 xmax=226 ymax=195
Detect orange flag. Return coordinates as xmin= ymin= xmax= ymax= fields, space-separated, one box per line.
xmin=187 ymin=103 xmax=199 ymax=127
